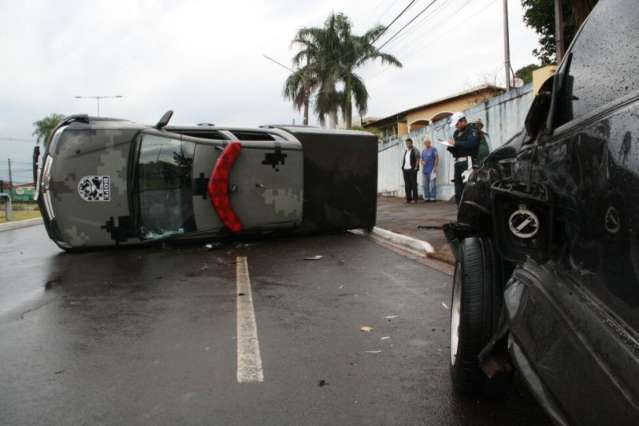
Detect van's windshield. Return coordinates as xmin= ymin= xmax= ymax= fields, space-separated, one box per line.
xmin=136 ymin=134 xmax=196 ymax=239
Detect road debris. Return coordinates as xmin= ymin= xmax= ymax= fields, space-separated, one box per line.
xmin=318 ymin=379 xmax=328 ymax=387
xmin=235 ymin=242 xmax=257 ymax=249
xmin=360 ymin=326 xmax=374 ymax=332
xmin=304 ymin=255 xmax=323 ymax=260
xmin=44 ymin=278 xmax=59 ymax=290
xmin=364 ymin=350 xmax=382 ymax=354
xmin=417 ymin=224 xmax=442 ymax=230
xmin=380 ymin=336 xmax=390 ymax=341
xmin=384 ymin=315 xmax=399 ymax=321
xmin=441 ymin=302 xmax=449 ymax=310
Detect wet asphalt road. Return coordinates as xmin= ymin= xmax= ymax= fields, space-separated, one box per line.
xmin=0 ymin=226 xmax=550 ymax=425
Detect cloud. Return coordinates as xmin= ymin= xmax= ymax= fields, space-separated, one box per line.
xmin=0 ymin=0 xmax=540 ymax=171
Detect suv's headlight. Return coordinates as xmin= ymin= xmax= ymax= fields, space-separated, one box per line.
xmin=41 ymin=156 xmax=55 ymax=219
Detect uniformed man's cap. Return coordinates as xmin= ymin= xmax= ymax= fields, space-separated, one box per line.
xmin=449 ymin=112 xmax=466 ymax=128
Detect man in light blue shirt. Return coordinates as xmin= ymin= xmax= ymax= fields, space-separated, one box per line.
xmin=420 ymin=138 xmax=439 ymax=202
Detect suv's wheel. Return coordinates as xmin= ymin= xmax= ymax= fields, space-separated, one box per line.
xmin=450 ymin=237 xmax=509 ymax=395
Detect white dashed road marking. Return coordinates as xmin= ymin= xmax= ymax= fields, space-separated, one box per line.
xmin=236 ymin=256 xmax=264 ymax=383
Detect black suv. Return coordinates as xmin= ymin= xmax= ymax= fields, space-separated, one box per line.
xmin=445 ymin=0 xmax=639 ymax=424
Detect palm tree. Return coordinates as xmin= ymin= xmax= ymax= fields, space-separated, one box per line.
xmin=339 ymin=25 xmax=402 ymax=128
xmin=283 ymin=66 xmax=316 ymax=126
xmin=32 ymin=113 xmax=65 ymax=145
xmin=286 ymin=13 xmax=402 ymax=128
xmin=291 ymin=13 xmax=348 ymax=128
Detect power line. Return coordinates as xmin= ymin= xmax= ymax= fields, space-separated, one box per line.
xmin=376 ymin=0 xmax=461 ymax=53
xmin=365 ymin=0 xmax=494 ymax=81
xmin=263 ymin=54 xmax=294 ymax=72
xmin=373 ymin=0 xmax=403 ymax=26
xmin=367 ymin=0 xmax=395 ymax=28
xmin=376 ymin=0 xmax=440 ymax=50
xmin=287 ymin=0 xmax=420 ymax=73
xmin=0 ymin=137 xmax=36 ymax=143
xmin=370 ymin=0 xmax=419 ymax=46
xmin=391 ymin=0 xmax=495 ymax=62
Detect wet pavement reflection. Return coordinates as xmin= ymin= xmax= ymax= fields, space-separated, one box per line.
xmin=0 ymin=225 xmax=550 ymax=425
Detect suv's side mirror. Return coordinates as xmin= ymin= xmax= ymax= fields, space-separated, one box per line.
xmin=524 ymin=92 xmax=551 ymax=140
xmin=155 ymin=110 xmax=174 ymax=130
xmin=524 ymin=76 xmax=555 ymax=141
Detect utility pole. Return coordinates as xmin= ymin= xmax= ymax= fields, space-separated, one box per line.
xmin=7 ymin=158 xmax=13 ymax=189
xmin=503 ymin=0 xmax=512 ymax=90
xmin=554 ymin=0 xmax=565 ymax=62
xmin=74 ymin=95 xmax=123 ymax=117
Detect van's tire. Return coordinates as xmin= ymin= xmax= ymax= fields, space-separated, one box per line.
xmin=449 ymin=237 xmax=509 ymax=395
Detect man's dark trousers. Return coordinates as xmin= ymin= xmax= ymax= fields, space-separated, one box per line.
xmin=403 ymin=169 xmax=418 ymax=202
xmin=453 ymin=159 xmax=468 ymax=206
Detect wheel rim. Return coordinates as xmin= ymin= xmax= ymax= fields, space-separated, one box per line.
xmin=450 ymin=262 xmax=462 ymax=366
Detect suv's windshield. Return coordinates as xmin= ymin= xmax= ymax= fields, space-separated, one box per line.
xmin=137 ymin=134 xmax=196 ymax=239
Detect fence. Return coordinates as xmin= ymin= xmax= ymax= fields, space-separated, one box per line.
xmin=377 ymin=84 xmax=534 ymax=200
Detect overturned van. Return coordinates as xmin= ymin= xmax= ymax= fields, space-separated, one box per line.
xmin=34 ymin=111 xmax=377 ymax=250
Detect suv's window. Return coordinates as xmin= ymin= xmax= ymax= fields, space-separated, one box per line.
xmin=137 ymin=134 xmax=196 ymax=238
xmin=555 ymin=0 xmax=639 ymax=127
xmin=230 ymin=131 xmax=275 ymax=141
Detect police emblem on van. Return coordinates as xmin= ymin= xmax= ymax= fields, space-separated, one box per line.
xmin=78 ymin=176 xmax=111 ymax=201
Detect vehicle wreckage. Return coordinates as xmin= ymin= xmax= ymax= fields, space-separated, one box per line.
xmin=34 ymin=111 xmax=377 ymax=250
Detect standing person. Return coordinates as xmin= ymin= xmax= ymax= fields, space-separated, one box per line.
xmin=447 ymin=112 xmax=480 ymax=206
xmin=401 ymin=138 xmax=419 ymax=203
xmin=420 ymin=137 xmax=439 ymax=202
xmin=475 ymin=119 xmax=491 ymax=166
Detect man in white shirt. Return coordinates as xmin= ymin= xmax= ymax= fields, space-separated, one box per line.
xmin=401 ymin=138 xmax=419 ymax=203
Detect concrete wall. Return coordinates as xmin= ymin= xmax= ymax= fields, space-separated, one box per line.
xmin=404 ymin=89 xmax=501 ymax=130
xmin=378 ymin=84 xmax=534 ymax=199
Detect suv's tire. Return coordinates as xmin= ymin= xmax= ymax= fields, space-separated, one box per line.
xmin=450 ymin=237 xmax=508 ymax=395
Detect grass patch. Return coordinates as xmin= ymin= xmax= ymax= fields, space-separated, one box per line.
xmin=0 ymin=210 xmax=42 ymax=223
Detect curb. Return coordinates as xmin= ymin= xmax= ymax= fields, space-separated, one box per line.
xmin=350 ymin=226 xmax=435 ymax=257
xmin=0 ymin=218 xmax=43 ymax=232
xmin=351 ymin=226 xmax=454 ymax=275
xmin=370 ymin=226 xmax=434 ymax=256
xmin=356 ymin=226 xmax=455 ymax=266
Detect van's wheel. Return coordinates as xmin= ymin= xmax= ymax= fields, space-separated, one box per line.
xmin=450 ymin=237 xmax=510 ymax=395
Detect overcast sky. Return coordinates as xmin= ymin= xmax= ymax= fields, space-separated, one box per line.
xmin=0 ymin=0 xmax=540 ymax=182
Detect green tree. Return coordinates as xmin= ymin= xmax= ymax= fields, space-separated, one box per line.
xmin=32 ymin=113 xmax=65 ymax=145
xmin=515 ymin=63 xmax=542 ymax=84
xmin=287 ymin=13 xmax=402 ymax=128
xmin=338 ymin=21 xmax=402 ymax=128
xmin=283 ymin=67 xmax=317 ymax=126
xmin=522 ymin=0 xmax=598 ymax=64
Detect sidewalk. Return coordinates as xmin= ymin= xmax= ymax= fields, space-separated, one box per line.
xmin=376 ymin=196 xmax=457 ymax=264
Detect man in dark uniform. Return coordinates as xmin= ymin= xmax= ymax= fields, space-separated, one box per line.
xmin=401 ymin=138 xmax=420 ymax=203
xmin=447 ymin=112 xmax=480 ymax=206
